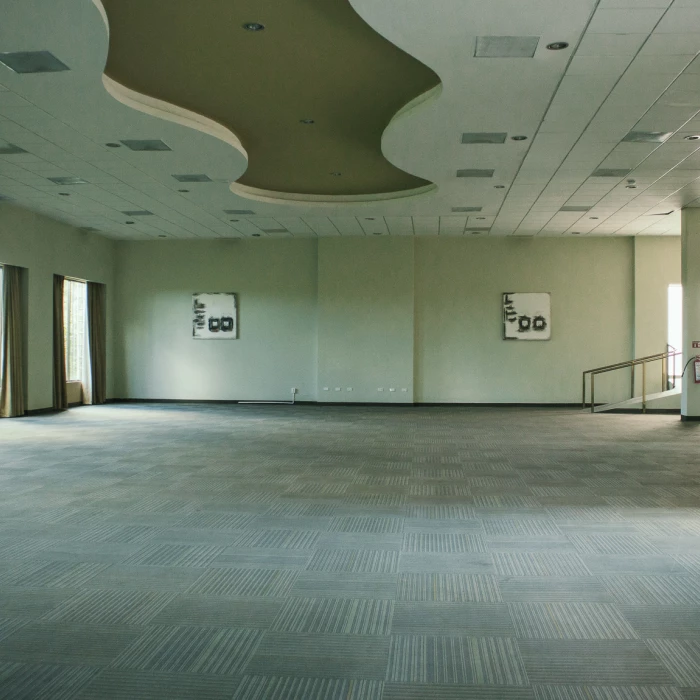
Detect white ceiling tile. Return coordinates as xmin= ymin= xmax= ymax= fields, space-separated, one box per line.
xmin=586 ymin=8 xmax=666 ymax=33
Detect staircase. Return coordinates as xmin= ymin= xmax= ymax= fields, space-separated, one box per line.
xmin=582 ymin=347 xmax=682 ymax=414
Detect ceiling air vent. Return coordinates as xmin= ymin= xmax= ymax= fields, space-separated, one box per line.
xmin=173 ymin=174 xmax=212 ymax=182
xmin=461 ymin=133 xmax=507 ymax=144
xmin=262 ymin=228 xmax=288 ymax=233
xmin=622 ymin=131 xmax=673 ymax=144
xmin=457 ymin=169 xmax=494 ymax=178
xmin=591 ymin=168 xmax=631 ymax=178
xmin=121 ymin=140 xmax=171 ymax=152
xmin=47 ymin=176 xmax=87 ymax=185
xmin=121 ymin=210 xmax=153 ymax=216
xmin=0 ymin=50 xmax=69 ymax=73
xmin=452 ymin=206 xmax=482 ymax=212
xmin=0 ymin=142 xmax=27 ymax=155
xmin=560 ymin=206 xmax=591 ymax=212
xmin=224 ymin=209 xmax=256 ymax=215
xmin=475 ymin=36 xmax=539 ymax=58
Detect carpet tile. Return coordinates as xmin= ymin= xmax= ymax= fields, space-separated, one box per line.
xmin=3 ymin=404 xmax=700 ymax=698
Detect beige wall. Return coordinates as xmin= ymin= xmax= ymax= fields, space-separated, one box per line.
xmin=113 ymin=239 xmax=318 ymax=401
xmin=415 ymin=237 xmax=635 ymax=404
xmin=317 ymin=237 xmax=414 ymax=403
xmin=0 ymin=203 xmax=116 ymax=411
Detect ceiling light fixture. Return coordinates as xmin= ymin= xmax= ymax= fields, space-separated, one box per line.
xmin=243 ymin=22 xmax=265 ymax=31
xmin=230 ymin=219 xmax=239 ymax=222
xmin=546 ymin=41 xmax=569 ymax=50
xmin=452 ymin=207 xmax=482 ymax=213
xmin=58 ymin=192 xmax=70 ymax=196
xmin=457 ymin=169 xmax=494 ymax=178
xmin=461 ymin=133 xmax=507 ymax=144
xmin=511 ymin=135 xmax=528 ymax=141
xmin=172 ymin=174 xmax=212 ymax=182
xmin=300 ymin=119 xmax=315 ymax=124
xmin=178 ymin=189 xmax=190 ymax=193
xmin=626 ymin=185 xmax=637 ymax=189
xmin=494 ymin=185 xmax=506 ymax=189
xmin=330 ymin=172 xmax=342 ymax=176
xmin=684 ymin=135 xmax=700 ymax=141
xmin=158 ymin=235 xmax=167 ymax=238
xmin=121 ymin=139 xmax=171 ymax=152
xmin=475 ymin=36 xmax=540 ymax=58
xmin=125 ymin=221 xmax=135 ymax=224
xmin=623 ymin=131 xmax=673 ymax=144
xmin=571 ymin=231 xmax=581 ymax=235
xmin=105 ymin=142 xmax=121 ymax=148
xmin=373 ymin=232 xmax=382 ymax=235
xmin=252 ymin=233 xmax=261 ymax=237
xmin=48 ymin=176 xmax=87 ymax=185
xmin=590 ymin=217 xmax=599 ymax=220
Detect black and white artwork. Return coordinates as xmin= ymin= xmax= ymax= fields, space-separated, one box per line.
xmin=192 ymin=293 xmax=238 ymax=339
xmin=503 ymin=292 xmax=551 ymax=340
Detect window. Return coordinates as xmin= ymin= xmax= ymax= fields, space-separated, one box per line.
xmin=668 ymin=284 xmax=683 ymax=379
xmin=63 ymin=278 xmax=87 ymax=381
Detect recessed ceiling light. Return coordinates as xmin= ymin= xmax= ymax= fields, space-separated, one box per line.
xmin=0 ymin=50 xmax=69 ymax=73
xmin=158 ymin=234 xmax=167 ymax=238
xmin=626 ymin=185 xmax=637 ymax=189
xmin=366 ymin=217 xmax=376 ymax=220
xmin=452 ymin=207 xmax=482 ymax=212
xmin=592 ymin=168 xmax=631 ymax=178
xmin=58 ymin=192 xmax=70 ymax=196
xmin=476 ymin=217 xmax=486 ymax=220
xmin=224 ymin=209 xmax=255 ymax=215
xmin=105 ymin=142 xmax=121 ymax=148
xmin=546 ymin=41 xmax=569 ymax=51
xmin=172 ymin=174 xmax=212 ymax=182
xmin=457 ymin=169 xmax=494 ymax=178
xmin=571 ymin=231 xmax=581 ymax=235
xmin=121 ymin=139 xmax=171 ymax=152
xmin=494 ymin=185 xmax=506 ymax=189
xmin=178 ymin=189 xmax=190 ymax=193
xmin=511 ymin=135 xmax=528 ymax=141
xmin=252 ymin=233 xmax=261 ymax=237
xmin=230 ymin=219 xmax=240 ymax=222
xmin=560 ymin=206 xmax=591 ymax=212
xmin=243 ymin=22 xmax=265 ymax=31
xmin=623 ymin=131 xmax=673 ymax=144
xmin=125 ymin=221 xmax=135 ymax=224
xmin=330 ymin=172 xmax=342 ymax=176
xmin=461 ymin=133 xmax=507 ymax=144
xmin=684 ymin=135 xmax=700 ymax=141
xmin=475 ymin=36 xmax=540 ymax=58
xmin=373 ymin=232 xmax=382 ymax=235
xmin=300 ymin=119 xmax=315 ymax=124
xmin=0 ymin=142 xmax=28 ymax=155
xmin=122 ymin=210 xmax=153 ymax=216
xmin=590 ymin=216 xmax=599 ymax=220
xmin=48 ymin=176 xmax=87 ymax=185
xmin=262 ymin=228 xmax=288 ymax=233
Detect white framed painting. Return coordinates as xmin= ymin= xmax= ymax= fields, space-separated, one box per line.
xmin=192 ymin=292 xmax=238 ymax=339
xmin=503 ymin=292 xmax=551 ymax=340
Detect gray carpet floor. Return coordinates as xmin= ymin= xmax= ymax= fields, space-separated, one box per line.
xmin=1 ymin=403 xmax=700 ymax=699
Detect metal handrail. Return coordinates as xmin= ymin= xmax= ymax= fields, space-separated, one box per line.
xmin=582 ymin=349 xmax=682 ymax=413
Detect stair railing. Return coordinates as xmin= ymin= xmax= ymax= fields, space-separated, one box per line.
xmin=582 ymin=349 xmax=682 ymax=414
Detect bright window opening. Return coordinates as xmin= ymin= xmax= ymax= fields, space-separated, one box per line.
xmin=63 ymin=279 xmax=87 ymax=381
xmin=668 ymin=283 xmax=683 ymax=379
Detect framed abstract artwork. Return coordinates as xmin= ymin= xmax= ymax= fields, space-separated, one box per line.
xmin=192 ymin=293 xmax=238 ymax=339
xmin=503 ymin=292 xmax=551 ymax=340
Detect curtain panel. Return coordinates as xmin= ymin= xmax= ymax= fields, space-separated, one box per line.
xmin=0 ymin=265 xmax=26 ymax=418
xmin=53 ymin=274 xmax=67 ymax=411
xmin=87 ymin=281 xmax=107 ymax=405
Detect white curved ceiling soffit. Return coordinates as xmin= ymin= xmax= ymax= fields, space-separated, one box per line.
xmin=0 ymin=0 xmax=699 ymax=239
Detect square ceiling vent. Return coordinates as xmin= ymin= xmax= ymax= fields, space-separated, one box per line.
xmin=591 ymin=168 xmax=631 ymax=178
xmin=475 ymin=36 xmax=539 ymax=58
xmin=0 ymin=141 xmax=27 ymax=155
xmin=452 ymin=206 xmax=482 ymax=212
xmin=0 ymin=50 xmax=69 ymax=73
xmin=461 ymin=133 xmax=507 ymax=144
xmin=224 ymin=209 xmax=255 ymax=215
xmin=173 ymin=174 xmax=212 ymax=182
xmin=457 ymin=169 xmax=494 ymax=178
xmin=622 ymin=131 xmax=673 ymax=144
xmin=121 ymin=139 xmax=171 ymax=152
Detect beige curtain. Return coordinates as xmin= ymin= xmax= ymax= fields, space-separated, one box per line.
xmin=87 ymin=281 xmax=106 ymax=405
xmin=53 ymin=274 xmax=67 ymax=411
xmin=0 ymin=265 xmax=26 ymax=418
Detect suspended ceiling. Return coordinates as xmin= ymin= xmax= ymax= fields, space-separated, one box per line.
xmin=1 ymin=0 xmax=700 ymax=239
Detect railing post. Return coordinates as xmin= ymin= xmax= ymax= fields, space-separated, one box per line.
xmin=642 ymin=361 xmax=647 ymax=414
xmin=591 ymin=373 xmax=595 ymax=414
xmin=662 ymin=356 xmax=667 ymax=392
xmin=582 ymin=373 xmax=586 ymax=409
xmin=631 ymin=364 xmax=635 ymax=399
